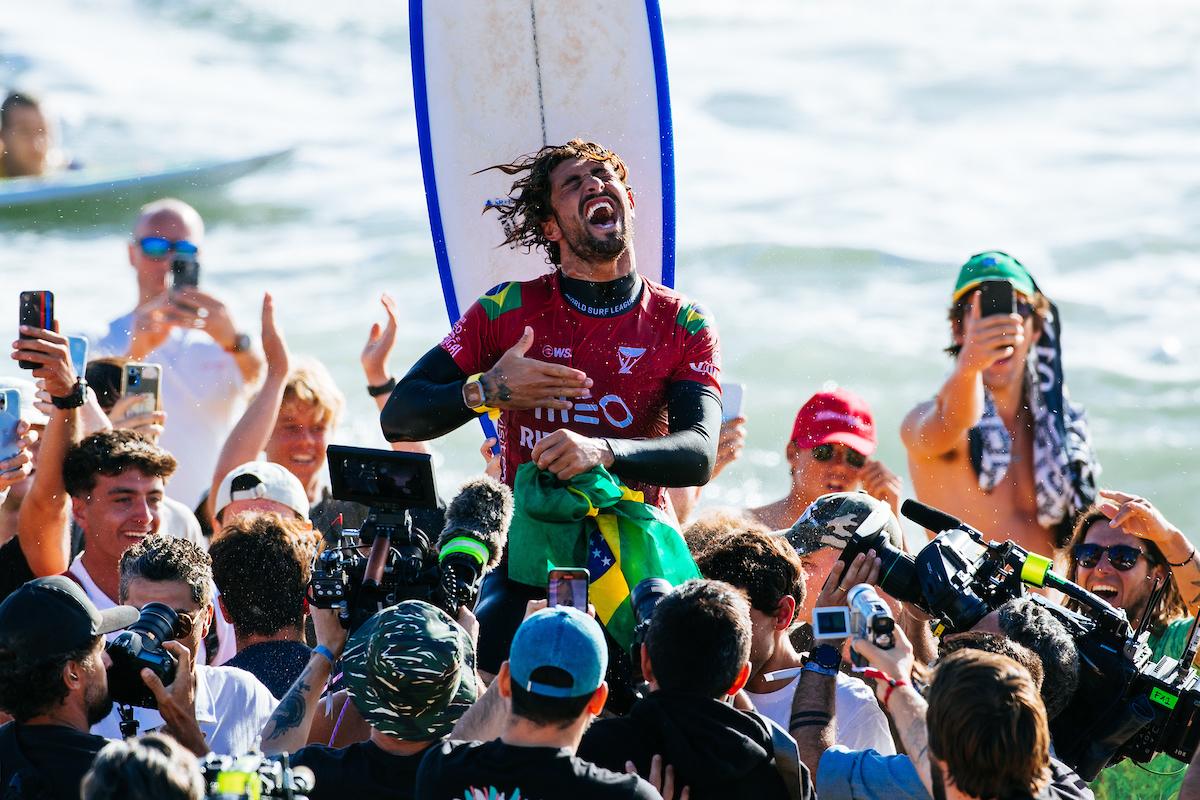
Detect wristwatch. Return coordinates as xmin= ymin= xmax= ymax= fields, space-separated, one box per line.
xmin=51 ymin=378 xmax=88 ymax=410
xmin=802 ymin=643 xmax=842 ymax=677
xmin=227 ymin=333 xmax=251 ymax=354
xmin=462 ymin=373 xmax=500 ymax=418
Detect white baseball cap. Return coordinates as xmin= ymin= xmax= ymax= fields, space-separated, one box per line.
xmin=214 ymin=461 xmax=309 ymax=522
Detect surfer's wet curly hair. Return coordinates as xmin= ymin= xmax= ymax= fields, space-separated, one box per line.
xmin=481 ymin=139 xmax=629 ymax=266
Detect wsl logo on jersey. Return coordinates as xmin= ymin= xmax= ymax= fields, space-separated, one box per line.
xmin=617 ymin=346 xmax=646 ymax=374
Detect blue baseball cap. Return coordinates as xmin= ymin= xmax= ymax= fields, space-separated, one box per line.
xmin=509 ymin=607 xmax=607 ymax=698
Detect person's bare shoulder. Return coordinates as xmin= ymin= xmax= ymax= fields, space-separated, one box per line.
xmin=901 ymin=397 xmax=965 ymax=459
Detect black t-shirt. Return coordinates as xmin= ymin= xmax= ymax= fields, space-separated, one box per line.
xmin=291 ymin=740 xmax=427 ymax=800
xmin=224 ymin=640 xmax=312 ymax=699
xmin=416 ymin=740 xmax=658 ymax=800
xmin=0 ymin=722 xmax=109 ymax=800
xmin=0 ymin=537 xmax=35 ymax=603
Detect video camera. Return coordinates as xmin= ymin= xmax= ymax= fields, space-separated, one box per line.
xmin=306 ymin=445 xmax=509 ymax=635
xmin=838 ymin=499 xmax=1200 ymax=779
xmin=202 ymin=751 xmax=313 ymax=800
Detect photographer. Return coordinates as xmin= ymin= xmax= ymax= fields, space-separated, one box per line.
xmin=258 ymin=600 xmax=478 ymax=800
xmin=91 ymin=536 xmax=276 ymax=755
xmin=576 ymin=579 xmax=813 ymax=800
xmin=0 ymin=576 xmax=205 ymax=799
xmin=814 ymin=626 xmax=1092 ymax=800
xmin=210 ymin=511 xmax=318 ymax=698
xmin=1062 ymin=490 xmax=1199 ymax=800
xmin=694 ymin=529 xmax=894 ymax=758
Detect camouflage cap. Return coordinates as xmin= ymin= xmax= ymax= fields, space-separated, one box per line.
xmin=781 ymin=491 xmax=906 ymax=556
xmin=341 ymin=600 xmax=479 ymax=741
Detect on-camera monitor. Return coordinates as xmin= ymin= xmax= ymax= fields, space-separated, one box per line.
xmin=326 ymin=444 xmax=438 ymax=510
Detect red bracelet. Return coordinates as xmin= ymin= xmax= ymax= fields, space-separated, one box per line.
xmin=884 ymin=679 xmax=909 ymax=708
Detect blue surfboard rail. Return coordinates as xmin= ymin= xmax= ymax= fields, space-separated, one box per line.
xmin=644 ymin=0 xmax=676 ymax=290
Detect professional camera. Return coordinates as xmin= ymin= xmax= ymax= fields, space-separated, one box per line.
xmin=307 ymin=445 xmax=509 ymax=634
xmin=202 ymin=751 xmax=314 ymax=800
xmin=630 ymin=578 xmax=672 ymax=696
xmin=106 ymin=602 xmax=181 ymax=710
xmin=839 ymin=499 xmax=1200 ymax=778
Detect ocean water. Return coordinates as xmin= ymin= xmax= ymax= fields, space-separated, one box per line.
xmin=3 ymin=0 xmax=1200 ymax=543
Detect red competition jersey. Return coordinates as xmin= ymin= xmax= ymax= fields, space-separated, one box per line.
xmin=440 ymin=272 xmax=721 ymax=508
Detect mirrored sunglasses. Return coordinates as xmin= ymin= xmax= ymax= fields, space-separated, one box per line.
xmin=137 ymin=237 xmax=199 ymax=259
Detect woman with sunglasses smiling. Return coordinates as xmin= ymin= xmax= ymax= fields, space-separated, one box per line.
xmin=746 ymin=387 xmax=902 ymax=531
xmin=1065 ymin=490 xmax=1200 ymax=800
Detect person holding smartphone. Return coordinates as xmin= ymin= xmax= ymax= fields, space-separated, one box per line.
xmin=901 ymin=252 xmax=1098 ymax=563
xmin=89 ymin=198 xmax=264 ymax=511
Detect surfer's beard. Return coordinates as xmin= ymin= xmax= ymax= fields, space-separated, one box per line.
xmin=564 ymin=217 xmax=632 ymax=265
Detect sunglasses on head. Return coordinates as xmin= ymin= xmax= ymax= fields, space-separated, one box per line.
xmin=1073 ymin=543 xmax=1157 ymax=571
xmin=136 ymin=237 xmax=199 ymax=259
xmin=811 ymin=443 xmax=867 ymax=468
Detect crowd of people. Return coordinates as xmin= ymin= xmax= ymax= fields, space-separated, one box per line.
xmin=2 ymin=119 xmax=1200 ymax=800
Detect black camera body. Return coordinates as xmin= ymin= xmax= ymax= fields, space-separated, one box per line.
xmin=106 ymin=602 xmax=181 ymax=709
xmin=845 ymin=499 xmax=1200 ymax=778
xmin=307 ymin=445 xmax=512 ymax=636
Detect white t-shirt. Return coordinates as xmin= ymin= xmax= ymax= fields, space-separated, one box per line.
xmin=92 ymin=663 xmax=277 ymax=756
xmin=91 ymin=315 xmax=246 ymax=509
xmin=748 ymin=671 xmax=897 ymax=755
xmin=68 ymin=554 xmax=237 ymax=665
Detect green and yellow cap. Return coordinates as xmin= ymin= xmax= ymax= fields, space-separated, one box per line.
xmin=953 ymin=251 xmax=1036 ymax=301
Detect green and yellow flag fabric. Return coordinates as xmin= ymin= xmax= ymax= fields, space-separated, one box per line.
xmin=507 ymin=463 xmax=701 ymax=651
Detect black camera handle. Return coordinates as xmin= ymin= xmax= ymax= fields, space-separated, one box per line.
xmin=118 ymin=704 xmax=139 ymax=738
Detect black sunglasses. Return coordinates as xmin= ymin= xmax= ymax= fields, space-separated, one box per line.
xmin=1073 ymin=543 xmax=1157 ymax=571
xmin=811 ymin=443 xmax=867 ymax=469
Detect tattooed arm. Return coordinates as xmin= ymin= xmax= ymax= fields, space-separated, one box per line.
xmin=260 ymin=607 xmax=348 ymax=755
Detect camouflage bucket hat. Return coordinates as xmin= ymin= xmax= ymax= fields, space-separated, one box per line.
xmin=342 ymin=600 xmax=479 ymax=741
xmin=781 ymin=491 xmax=905 ymax=556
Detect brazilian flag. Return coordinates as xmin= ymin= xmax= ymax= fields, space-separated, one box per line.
xmin=508 ymin=463 xmax=701 ymax=651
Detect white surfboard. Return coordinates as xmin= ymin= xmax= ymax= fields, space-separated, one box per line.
xmin=0 ymin=149 xmax=291 ymax=210
xmin=410 ymin=0 xmax=676 ymax=326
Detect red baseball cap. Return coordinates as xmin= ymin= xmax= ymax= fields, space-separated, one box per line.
xmin=791 ymin=389 xmax=877 ymax=456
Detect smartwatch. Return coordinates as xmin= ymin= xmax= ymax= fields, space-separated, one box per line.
xmin=51 ymin=378 xmax=88 ymax=410
xmin=462 ymin=373 xmax=500 ymax=418
xmin=803 ymin=643 xmax=842 ymax=676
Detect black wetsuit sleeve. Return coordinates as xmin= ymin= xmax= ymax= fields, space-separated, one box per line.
xmin=380 ymin=346 xmax=473 ymax=442
xmin=605 ymin=380 xmax=721 ymax=488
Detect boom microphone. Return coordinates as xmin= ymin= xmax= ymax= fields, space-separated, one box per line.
xmin=901 ymin=499 xmax=965 ymax=535
xmin=437 ymin=475 xmax=513 ymax=609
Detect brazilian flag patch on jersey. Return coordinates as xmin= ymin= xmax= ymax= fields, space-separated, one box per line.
xmin=479 ymin=282 xmax=523 ymax=320
xmin=675 ymin=302 xmax=712 ymax=336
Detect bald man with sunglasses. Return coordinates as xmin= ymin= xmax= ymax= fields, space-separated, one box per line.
xmin=90 ymin=199 xmax=264 ymax=509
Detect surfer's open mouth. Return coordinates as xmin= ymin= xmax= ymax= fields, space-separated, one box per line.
xmin=584 ymin=197 xmax=618 ymax=230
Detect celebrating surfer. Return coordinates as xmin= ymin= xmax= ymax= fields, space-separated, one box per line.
xmin=381 ymin=139 xmax=722 ymax=675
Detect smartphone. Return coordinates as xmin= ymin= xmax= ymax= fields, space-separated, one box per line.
xmin=722 ymin=382 xmax=746 ymax=422
xmin=120 ymin=363 xmax=163 ymax=417
xmin=0 ymin=390 xmax=21 ymax=471
xmin=548 ymin=567 xmax=589 ymax=609
xmin=18 ymin=291 xmax=54 ymax=370
xmin=66 ymin=336 xmax=88 ymax=380
xmin=977 ymin=280 xmax=1015 ymax=318
xmin=171 ymin=253 xmax=200 ymax=291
